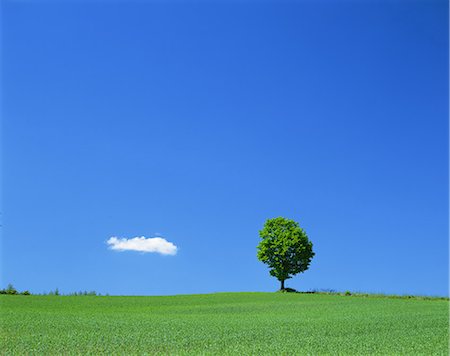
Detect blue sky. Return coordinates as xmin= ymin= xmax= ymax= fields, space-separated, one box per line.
xmin=2 ymin=0 xmax=448 ymax=296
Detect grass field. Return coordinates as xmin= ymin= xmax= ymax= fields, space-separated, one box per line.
xmin=1 ymin=292 xmax=448 ymax=354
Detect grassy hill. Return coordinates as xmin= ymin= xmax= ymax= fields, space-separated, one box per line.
xmin=1 ymin=292 xmax=448 ymax=354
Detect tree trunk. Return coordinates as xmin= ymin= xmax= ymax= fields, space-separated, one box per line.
xmin=280 ymin=279 xmax=285 ymax=290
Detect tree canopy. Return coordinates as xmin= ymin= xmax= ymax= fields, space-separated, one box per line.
xmin=257 ymin=217 xmax=314 ymax=290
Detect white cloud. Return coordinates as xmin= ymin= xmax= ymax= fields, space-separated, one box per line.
xmin=107 ymin=236 xmax=177 ymax=255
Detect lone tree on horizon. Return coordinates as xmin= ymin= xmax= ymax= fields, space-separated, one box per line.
xmin=257 ymin=217 xmax=314 ymax=291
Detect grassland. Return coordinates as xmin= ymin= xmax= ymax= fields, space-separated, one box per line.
xmin=1 ymin=292 xmax=448 ymax=354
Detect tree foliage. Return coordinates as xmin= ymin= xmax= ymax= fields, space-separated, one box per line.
xmin=257 ymin=217 xmax=314 ymax=290
xmin=0 ymin=283 xmax=30 ymax=295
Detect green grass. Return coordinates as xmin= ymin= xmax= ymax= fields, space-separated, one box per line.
xmin=1 ymin=292 xmax=448 ymax=355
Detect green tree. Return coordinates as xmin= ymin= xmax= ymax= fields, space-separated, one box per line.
xmin=5 ymin=283 xmax=18 ymax=295
xmin=257 ymin=217 xmax=315 ymax=290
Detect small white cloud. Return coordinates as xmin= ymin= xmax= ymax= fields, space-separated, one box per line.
xmin=107 ymin=236 xmax=177 ymax=255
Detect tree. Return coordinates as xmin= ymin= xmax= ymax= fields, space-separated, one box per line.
xmin=5 ymin=283 xmax=18 ymax=295
xmin=257 ymin=217 xmax=314 ymax=290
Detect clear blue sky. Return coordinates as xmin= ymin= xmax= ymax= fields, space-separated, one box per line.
xmin=2 ymin=0 xmax=448 ymax=296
